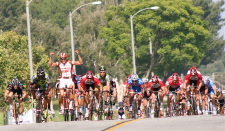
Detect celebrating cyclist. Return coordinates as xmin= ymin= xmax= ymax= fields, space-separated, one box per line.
xmin=183 ymin=66 xmax=203 ymax=114
xmin=147 ymin=75 xmax=165 ymax=117
xmin=29 ymin=67 xmax=52 ymax=113
xmin=4 ymin=78 xmax=27 ymax=123
xmin=95 ymin=66 xmax=111 ymax=105
xmin=79 ymin=71 xmax=103 ymax=118
xmin=125 ymin=74 xmax=143 ymax=116
xmin=165 ymin=73 xmax=186 ymax=116
xmin=48 ymin=51 xmax=83 ymax=114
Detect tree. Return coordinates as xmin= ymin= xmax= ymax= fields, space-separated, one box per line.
xmin=99 ymin=0 xmax=212 ymax=79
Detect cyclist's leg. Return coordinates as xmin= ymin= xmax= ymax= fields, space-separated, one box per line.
xmin=129 ymin=89 xmax=135 ymax=110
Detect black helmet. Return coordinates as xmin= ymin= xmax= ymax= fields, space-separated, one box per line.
xmin=37 ymin=67 xmax=45 ymax=77
xmin=99 ymin=66 xmax=106 ymax=71
xmin=12 ymin=78 xmax=20 ymax=86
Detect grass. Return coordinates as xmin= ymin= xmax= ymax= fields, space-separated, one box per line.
xmin=0 ymin=111 xmax=4 ymax=125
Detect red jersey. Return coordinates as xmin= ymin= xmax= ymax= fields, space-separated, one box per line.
xmin=184 ymin=74 xmax=202 ymax=86
xmin=80 ymin=77 xmax=100 ymax=90
xmin=147 ymin=80 xmax=164 ymax=89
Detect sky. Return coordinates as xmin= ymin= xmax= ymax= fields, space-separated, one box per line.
xmin=214 ymin=0 xmax=225 ymax=39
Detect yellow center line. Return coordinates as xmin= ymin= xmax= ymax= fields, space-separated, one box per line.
xmin=105 ymin=118 xmax=145 ymax=131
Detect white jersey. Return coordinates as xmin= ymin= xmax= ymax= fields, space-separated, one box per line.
xmin=57 ymin=61 xmax=73 ymax=78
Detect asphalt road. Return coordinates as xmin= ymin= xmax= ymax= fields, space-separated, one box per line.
xmin=1 ymin=115 xmax=224 ymax=131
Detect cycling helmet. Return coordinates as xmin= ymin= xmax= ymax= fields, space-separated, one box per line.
xmin=12 ymin=78 xmax=20 ymax=86
xmin=99 ymin=66 xmax=106 ymax=71
xmin=119 ymin=102 xmax=124 ymax=106
xmin=59 ymin=52 xmax=68 ymax=60
xmin=37 ymin=67 xmax=45 ymax=77
xmin=142 ymin=78 xmax=148 ymax=83
xmin=126 ymin=75 xmax=131 ymax=80
xmin=131 ymin=74 xmax=138 ymax=81
xmin=86 ymin=71 xmax=94 ymax=79
xmin=172 ymin=73 xmax=179 ymax=77
xmin=151 ymin=75 xmax=159 ymax=83
xmin=203 ymin=76 xmax=210 ymax=85
xmin=190 ymin=66 xmax=197 ymax=76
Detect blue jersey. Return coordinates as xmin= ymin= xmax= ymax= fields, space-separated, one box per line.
xmin=207 ymin=80 xmax=215 ymax=94
xmin=128 ymin=78 xmax=143 ymax=92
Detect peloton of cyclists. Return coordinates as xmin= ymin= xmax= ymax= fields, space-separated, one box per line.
xmin=48 ymin=50 xmax=83 ymax=114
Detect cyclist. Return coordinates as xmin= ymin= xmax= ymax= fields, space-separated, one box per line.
xmin=125 ymin=74 xmax=143 ymax=117
xmin=215 ymin=88 xmax=224 ymax=114
xmin=72 ymin=74 xmax=82 ymax=117
xmin=109 ymin=76 xmax=117 ymax=105
xmin=203 ymin=76 xmax=217 ymax=114
xmin=165 ymin=73 xmax=186 ymax=116
xmin=141 ymin=78 xmax=150 ymax=118
xmin=29 ymin=67 xmax=52 ymax=114
xmin=4 ymin=78 xmax=27 ymax=123
xmin=147 ymin=75 xmax=165 ymax=117
xmin=116 ymin=102 xmax=126 ymax=119
xmin=79 ymin=71 xmax=103 ymax=118
xmin=48 ymin=51 xmax=83 ymax=114
xmin=123 ymin=75 xmax=131 ymax=108
xmin=95 ymin=66 xmax=111 ymax=105
xmin=183 ymin=66 xmax=203 ymax=114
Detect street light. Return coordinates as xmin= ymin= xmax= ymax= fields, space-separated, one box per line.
xmin=26 ymin=0 xmax=34 ymax=80
xmin=130 ymin=6 xmax=159 ymax=74
xmin=69 ymin=1 xmax=102 ymax=74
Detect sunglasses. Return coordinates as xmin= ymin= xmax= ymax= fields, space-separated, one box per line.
xmin=100 ymin=71 xmax=106 ymax=73
xmin=60 ymin=57 xmax=66 ymax=60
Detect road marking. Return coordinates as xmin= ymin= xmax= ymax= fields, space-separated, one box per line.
xmin=104 ymin=118 xmax=144 ymax=131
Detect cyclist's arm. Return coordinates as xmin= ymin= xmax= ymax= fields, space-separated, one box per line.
xmin=21 ymin=90 xmax=27 ymax=99
xmin=4 ymin=90 xmax=10 ymax=99
xmin=98 ymin=83 xmax=103 ymax=92
xmin=197 ymin=80 xmax=203 ymax=90
xmin=72 ymin=54 xmax=83 ymax=65
xmin=183 ymin=80 xmax=188 ymax=90
xmin=48 ymin=56 xmax=58 ymax=67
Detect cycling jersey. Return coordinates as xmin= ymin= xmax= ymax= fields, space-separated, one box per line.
xmin=80 ymin=77 xmax=100 ymax=91
xmin=147 ymin=79 xmax=164 ymax=91
xmin=185 ymin=73 xmax=202 ymax=87
xmin=95 ymin=73 xmax=110 ymax=86
xmin=127 ymin=78 xmax=143 ymax=92
xmin=31 ymin=74 xmax=51 ymax=90
xmin=206 ymin=80 xmax=215 ymax=94
xmin=7 ymin=83 xmax=25 ymax=97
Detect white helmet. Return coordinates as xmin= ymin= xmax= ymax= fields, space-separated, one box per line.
xmin=142 ymin=78 xmax=148 ymax=83
xmin=131 ymin=74 xmax=138 ymax=81
xmin=203 ymin=76 xmax=210 ymax=85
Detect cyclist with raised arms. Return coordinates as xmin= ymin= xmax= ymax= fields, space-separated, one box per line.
xmin=48 ymin=50 xmax=83 ymax=114
xmin=4 ymin=78 xmax=27 ymax=123
xmin=125 ymin=74 xmax=143 ymax=116
xmin=147 ymin=75 xmax=165 ymax=117
xmin=29 ymin=67 xmax=52 ymax=114
xmin=95 ymin=66 xmax=111 ymax=105
xmin=165 ymin=73 xmax=186 ymax=116
xmin=183 ymin=66 xmax=203 ymax=114
xmin=79 ymin=71 xmax=103 ymax=118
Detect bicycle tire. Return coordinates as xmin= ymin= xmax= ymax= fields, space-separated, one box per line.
xmin=98 ymin=98 xmax=104 ymax=120
xmin=63 ymin=98 xmax=69 ymax=121
xmin=13 ymin=102 xmax=19 ymax=124
xmin=36 ymin=95 xmax=43 ymax=123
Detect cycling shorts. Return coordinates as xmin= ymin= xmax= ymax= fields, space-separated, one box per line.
xmin=208 ymin=88 xmax=214 ymax=94
xmin=59 ymin=78 xmax=74 ymax=89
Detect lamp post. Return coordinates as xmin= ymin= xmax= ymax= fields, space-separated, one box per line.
xmin=70 ymin=1 xmax=102 ymax=74
xmin=26 ymin=0 xmax=34 ymax=80
xmin=130 ymin=6 xmax=159 ymax=74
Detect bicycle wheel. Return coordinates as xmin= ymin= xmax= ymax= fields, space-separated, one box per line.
xmin=131 ymin=100 xmax=137 ymax=119
xmin=98 ymin=98 xmax=104 ymax=120
xmin=12 ymin=101 xmax=19 ymax=124
xmin=36 ymin=97 xmax=42 ymax=123
xmin=63 ymin=97 xmax=69 ymax=121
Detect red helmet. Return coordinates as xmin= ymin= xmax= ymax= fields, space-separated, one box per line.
xmin=190 ymin=66 xmax=197 ymax=76
xmin=126 ymin=75 xmax=131 ymax=80
xmin=59 ymin=52 xmax=68 ymax=60
xmin=151 ymin=75 xmax=159 ymax=83
xmin=86 ymin=71 xmax=94 ymax=79
xmin=172 ymin=73 xmax=179 ymax=77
